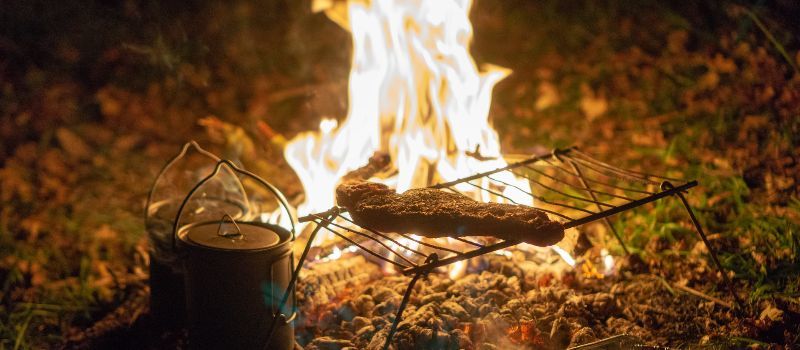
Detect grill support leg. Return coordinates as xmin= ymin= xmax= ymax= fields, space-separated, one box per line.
xmin=568 ymin=160 xmax=630 ymax=255
xmin=265 ymin=215 xmax=332 ymax=350
xmin=668 ymin=183 xmax=744 ymax=310
xmin=382 ymin=271 xmax=424 ymax=350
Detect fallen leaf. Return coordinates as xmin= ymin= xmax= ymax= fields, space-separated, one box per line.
xmin=697 ymin=71 xmax=720 ymax=90
xmin=20 ymin=215 xmax=45 ymax=242
xmin=579 ymin=84 xmax=608 ymax=121
xmin=759 ymin=305 xmax=784 ymax=322
xmin=535 ymin=81 xmax=559 ymax=111
xmin=56 ymin=128 xmax=91 ymax=160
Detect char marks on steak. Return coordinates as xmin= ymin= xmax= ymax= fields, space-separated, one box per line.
xmin=336 ymin=182 xmax=564 ymax=246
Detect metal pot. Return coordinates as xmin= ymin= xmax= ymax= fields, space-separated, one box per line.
xmin=178 ymin=218 xmax=294 ymax=350
xmin=144 ymin=141 xmax=249 ymax=328
xmin=172 ymin=160 xmax=296 ymax=350
xmin=146 ymin=197 xmax=247 ymax=328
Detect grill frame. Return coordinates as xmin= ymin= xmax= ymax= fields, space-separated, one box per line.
xmin=299 ymin=147 xmax=701 ymax=273
xmin=268 ymin=147 xmax=740 ymax=350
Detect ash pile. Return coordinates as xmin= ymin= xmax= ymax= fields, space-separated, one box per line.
xmin=294 ymin=250 xmax=749 ymax=350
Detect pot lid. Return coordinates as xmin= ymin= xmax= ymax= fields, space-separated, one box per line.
xmin=179 ymin=216 xmax=281 ymax=251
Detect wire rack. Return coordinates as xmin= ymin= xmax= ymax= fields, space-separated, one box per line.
xmin=298 ymin=147 xmax=703 ymax=273
xmin=269 ymin=147 xmax=740 ymax=350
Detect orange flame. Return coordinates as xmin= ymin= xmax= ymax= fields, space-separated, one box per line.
xmin=287 ymin=0 xmax=525 ymax=218
xmin=285 ymin=0 xmax=575 ymax=275
xmin=506 ymin=319 xmax=544 ymax=346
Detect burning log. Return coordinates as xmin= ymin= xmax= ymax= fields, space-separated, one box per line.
xmin=293 ymin=247 xmax=753 ymax=350
xmin=341 ymin=152 xmax=392 ymax=183
xmin=298 ymin=255 xmax=382 ymax=312
xmin=336 ymin=181 xmax=565 ymax=246
xmin=304 ymin=337 xmax=355 ymax=350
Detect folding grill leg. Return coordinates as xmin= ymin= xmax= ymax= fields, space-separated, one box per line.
xmin=382 ymin=272 xmax=424 ymax=350
xmin=264 ymin=215 xmax=331 ymax=350
xmin=666 ymin=182 xmax=744 ymax=309
xmin=568 ymin=160 xmax=630 ymax=255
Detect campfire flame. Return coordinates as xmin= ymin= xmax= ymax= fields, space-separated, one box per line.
xmin=601 ymin=248 xmax=615 ymax=275
xmin=317 ymin=244 xmax=360 ymax=262
xmin=287 ymin=0 xmax=527 ymax=218
xmin=284 ymin=0 xmax=577 ymax=275
xmin=448 ymin=260 xmax=467 ymax=280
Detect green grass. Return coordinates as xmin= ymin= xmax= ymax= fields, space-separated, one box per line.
xmin=487 ymin=0 xmax=800 ymax=312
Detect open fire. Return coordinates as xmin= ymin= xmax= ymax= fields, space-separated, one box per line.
xmin=284 ymin=0 xmax=578 ymax=273
xmin=264 ymin=2 xmax=742 ymax=349
xmin=287 ymin=0 xmax=528 ymax=224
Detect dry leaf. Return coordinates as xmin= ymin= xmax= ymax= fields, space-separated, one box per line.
xmin=535 ymin=81 xmax=559 ymax=111
xmin=667 ymin=30 xmax=688 ymax=53
xmin=579 ymin=84 xmax=608 ymax=121
xmin=56 ymin=128 xmax=91 ymax=160
xmin=0 ymin=161 xmax=34 ymax=202
xmin=95 ymin=224 xmax=117 ymax=241
xmin=20 ymin=215 xmax=45 ymax=242
xmin=697 ymin=71 xmax=720 ymax=90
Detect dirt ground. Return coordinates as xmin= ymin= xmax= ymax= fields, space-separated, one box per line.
xmin=1 ymin=0 xmax=799 ymax=348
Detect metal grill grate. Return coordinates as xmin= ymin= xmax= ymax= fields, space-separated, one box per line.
xmin=298 ymin=147 xmax=698 ymax=274
xmin=268 ymin=147 xmax=739 ymax=350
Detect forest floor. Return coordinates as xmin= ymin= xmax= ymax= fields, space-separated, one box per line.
xmin=1 ymin=0 xmax=798 ymax=348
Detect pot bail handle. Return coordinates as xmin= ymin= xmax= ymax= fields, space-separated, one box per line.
xmin=145 ymin=141 xmax=222 ymax=230
xmin=216 ymin=213 xmax=243 ymax=239
xmin=172 ymin=159 xmax=296 ymax=251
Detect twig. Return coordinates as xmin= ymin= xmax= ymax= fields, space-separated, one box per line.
xmin=673 ymin=283 xmax=733 ymax=309
xmin=266 ymin=82 xmax=340 ymax=104
xmin=743 ymin=8 xmax=800 ymax=75
xmin=652 ymin=275 xmax=677 ymax=297
xmin=63 ymin=287 xmax=149 ymax=347
xmin=256 ymin=120 xmax=287 ymax=148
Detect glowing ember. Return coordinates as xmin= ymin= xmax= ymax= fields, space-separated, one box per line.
xmin=494 ymin=249 xmax=513 ymax=259
xmin=505 ymin=319 xmax=544 ymax=346
xmin=601 ymin=248 xmax=615 ymax=275
xmin=448 ymin=260 xmax=467 ymax=279
xmin=551 ymin=245 xmax=576 ymax=267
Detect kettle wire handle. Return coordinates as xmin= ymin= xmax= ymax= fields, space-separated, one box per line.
xmin=171 ymin=159 xmax=296 ymax=251
xmin=144 ymin=141 xmax=221 ymax=223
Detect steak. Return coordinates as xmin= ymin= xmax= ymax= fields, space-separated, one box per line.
xmin=336 ymin=182 xmax=564 ymax=246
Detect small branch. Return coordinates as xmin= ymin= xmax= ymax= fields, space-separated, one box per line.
xmin=652 ymin=275 xmax=677 ymax=297
xmin=673 ymin=283 xmax=733 ymax=309
xmin=267 ymin=82 xmax=340 ymax=104
xmin=743 ymin=8 xmax=800 ymax=75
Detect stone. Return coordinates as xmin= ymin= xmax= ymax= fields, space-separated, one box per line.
xmin=568 ymin=327 xmax=597 ymax=347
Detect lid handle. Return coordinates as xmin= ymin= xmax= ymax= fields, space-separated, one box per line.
xmin=216 ymin=213 xmax=243 ymax=239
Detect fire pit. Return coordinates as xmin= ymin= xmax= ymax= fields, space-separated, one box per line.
xmin=280 ymin=147 xmax=739 ymax=349
xmin=261 ymin=0 xmax=751 ymax=347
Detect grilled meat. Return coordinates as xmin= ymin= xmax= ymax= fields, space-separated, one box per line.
xmin=336 ymin=182 xmax=564 ymax=246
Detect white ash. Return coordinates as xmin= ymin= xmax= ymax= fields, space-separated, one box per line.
xmin=298 ymin=253 xmax=734 ymax=349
